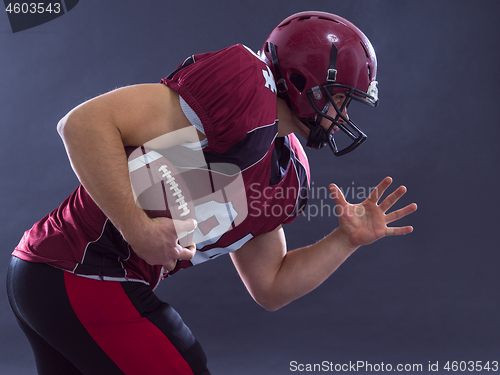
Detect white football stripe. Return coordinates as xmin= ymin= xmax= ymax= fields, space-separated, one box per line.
xmin=128 ymin=149 xmax=164 ymax=172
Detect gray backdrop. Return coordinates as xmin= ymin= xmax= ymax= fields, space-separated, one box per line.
xmin=1 ymin=1 xmax=499 ymax=374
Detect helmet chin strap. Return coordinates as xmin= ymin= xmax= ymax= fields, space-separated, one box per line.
xmin=300 ymin=115 xmax=329 ymax=150
xmin=306 ymin=122 xmax=328 ymax=149
xmin=269 ymin=42 xmax=294 ymax=110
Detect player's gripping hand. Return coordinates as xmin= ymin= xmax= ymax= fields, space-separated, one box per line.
xmin=329 ymin=177 xmax=418 ymax=249
xmin=124 ymin=216 xmax=197 ymax=272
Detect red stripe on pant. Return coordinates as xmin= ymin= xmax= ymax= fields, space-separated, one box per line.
xmin=64 ymin=272 xmax=194 ymax=375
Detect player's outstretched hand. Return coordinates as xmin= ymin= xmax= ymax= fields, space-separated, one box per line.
xmin=125 ymin=217 xmax=197 ymax=272
xmin=329 ymin=177 xmax=417 ymax=248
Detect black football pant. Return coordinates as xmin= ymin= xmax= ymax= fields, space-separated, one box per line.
xmin=6 ymin=256 xmax=211 ymax=375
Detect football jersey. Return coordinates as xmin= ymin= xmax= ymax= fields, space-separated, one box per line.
xmin=13 ymin=44 xmax=311 ymax=288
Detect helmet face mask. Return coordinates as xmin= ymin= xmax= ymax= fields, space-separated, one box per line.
xmin=261 ymin=11 xmax=379 ymax=157
xmin=304 ymin=82 xmax=378 ymax=155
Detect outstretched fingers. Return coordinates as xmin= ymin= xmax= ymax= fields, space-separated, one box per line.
xmin=379 ymin=185 xmax=408 ymax=213
xmin=329 ymin=184 xmax=348 ymax=208
xmin=385 ymin=225 xmax=414 ymax=236
xmin=373 ymin=177 xmax=417 ymax=237
xmin=385 ymin=203 xmax=418 ymax=224
xmin=330 ymin=177 xmax=417 ymax=239
xmin=368 ymin=176 xmax=393 ymax=204
xmin=384 ymin=202 xmax=418 ymax=236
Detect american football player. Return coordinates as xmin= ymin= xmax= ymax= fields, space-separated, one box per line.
xmin=7 ymin=11 xmax=417 ymax=375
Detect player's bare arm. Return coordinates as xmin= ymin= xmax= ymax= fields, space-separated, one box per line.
xmin=231 ymin=177 xmax=417 ymax=311
xmin=57 ymin=84 xmax=202 ymax=270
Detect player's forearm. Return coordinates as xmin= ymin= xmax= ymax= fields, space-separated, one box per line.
xmin=263 ymin=228 xmax=358 ymax=311
xmin=57 ymin=105 xmax=148 ymax=239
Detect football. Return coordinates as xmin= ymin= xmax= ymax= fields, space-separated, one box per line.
xmin=126 ymin=146 xmax=196 ymax=248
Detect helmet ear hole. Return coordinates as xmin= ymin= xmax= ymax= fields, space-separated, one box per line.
xmin=290 ymin=73 xmax=306 ymax=92
xmin=264 ymin=42 xmax=270 ymax=53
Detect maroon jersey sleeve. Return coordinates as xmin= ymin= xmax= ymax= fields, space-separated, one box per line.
xmin=162 ymin=44 xmax=278 ymax=154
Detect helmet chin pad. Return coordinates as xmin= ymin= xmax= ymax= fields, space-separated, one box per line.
xmin=304 ymin=120 xmax=328 ymax=149
xmin=302 ymin=116 xmax=367 ymax=157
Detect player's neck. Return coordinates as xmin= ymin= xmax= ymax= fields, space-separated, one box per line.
xmin=276 ymin=98 xmax=308 ymax=139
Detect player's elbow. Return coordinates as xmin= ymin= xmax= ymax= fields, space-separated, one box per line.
xmin=244 ymin=279 xmax=290 ymax=311
xmin=56 ymin=114 xmax=69 ymax=138
xmin=261 ymin=303 xmax=282 ymax=312
xmin=56 ymin=104 xmax=90 ymax=143
xmin=56 ymin=107 xmax=79 ymax=140
xmin=252 ymin=292 xmax=287 ymax=312
xmin=258 ymin=300 xmax=286 ymax=312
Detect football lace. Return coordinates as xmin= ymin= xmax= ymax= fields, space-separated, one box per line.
xmin=158 ymin=165 xmax=190 ymax=217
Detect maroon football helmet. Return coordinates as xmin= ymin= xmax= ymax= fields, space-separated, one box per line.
xmin=261 ymin=11 xmax=379 ymax=156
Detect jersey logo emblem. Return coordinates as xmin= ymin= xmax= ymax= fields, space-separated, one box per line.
xmin=262 ymin=66 xmax=277 ymax=94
